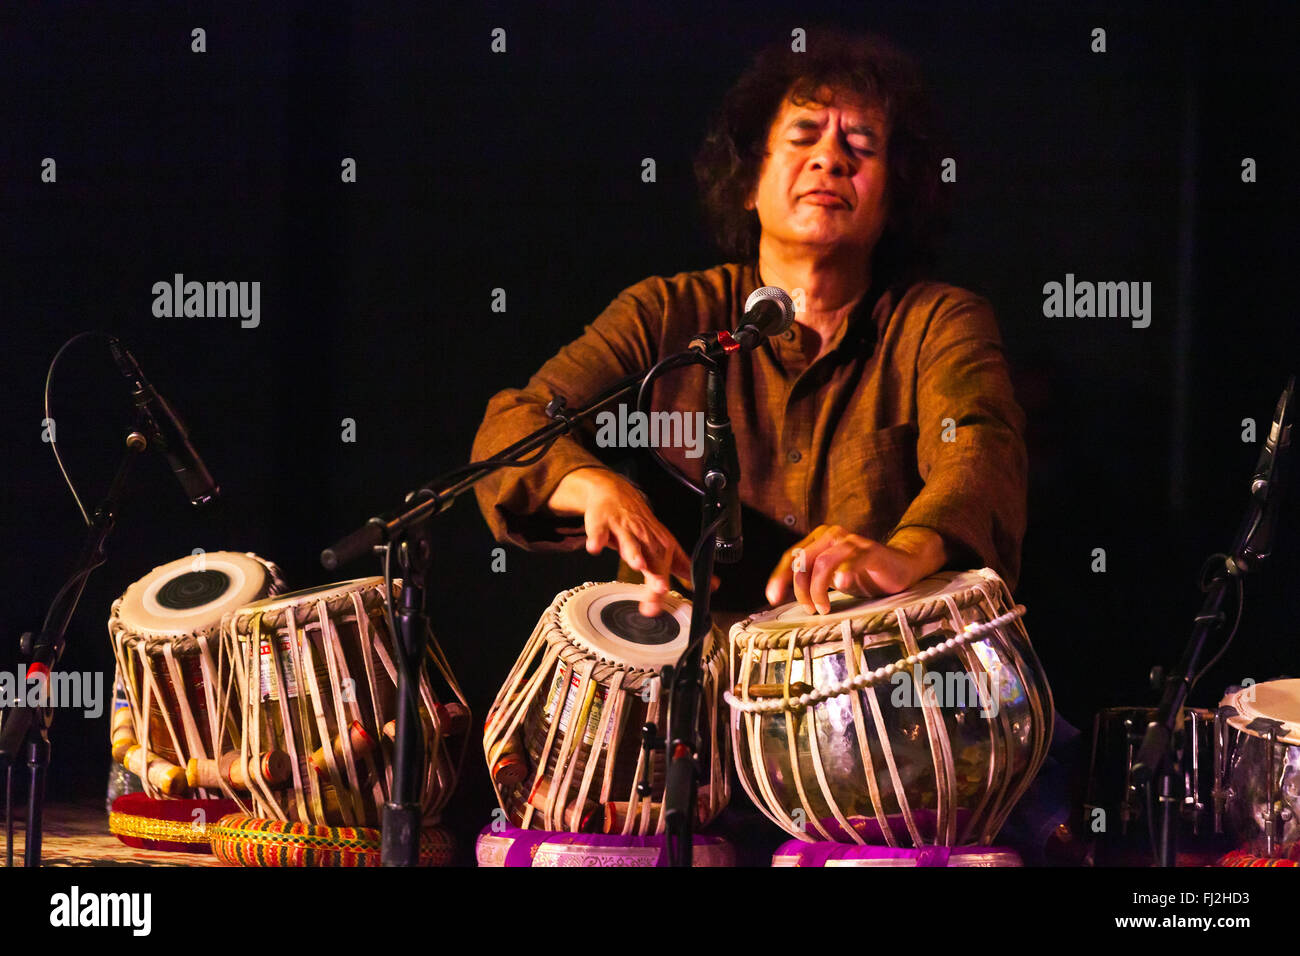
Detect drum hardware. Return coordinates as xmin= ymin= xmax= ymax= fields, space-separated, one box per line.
xmin=1085 ymin=705 xmax=1230 ymax=865
xmin=1256 ymin=719 xmax=1286 ymax=855
xmin=1213 ymin=706 xmax=1232 ymax=833
xmin=1130 ymin=376 xmax=1292 ymax=866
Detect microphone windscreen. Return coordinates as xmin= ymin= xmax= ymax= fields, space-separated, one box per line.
xmin=743 ymin=286 xmax=795 ymax=337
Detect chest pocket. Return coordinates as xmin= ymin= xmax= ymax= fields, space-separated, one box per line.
xmin=822 ymin=422 xmax=921 ymax=538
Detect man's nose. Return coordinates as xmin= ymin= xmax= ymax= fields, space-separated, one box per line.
xmin=809 ymin=135 xmax=853 ymax=175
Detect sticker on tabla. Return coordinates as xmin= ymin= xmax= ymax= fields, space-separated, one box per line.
xmin=544 ymin=663 xmax=611 ymax=747
xmin=259 ymin=633 xmax=301 ymax=701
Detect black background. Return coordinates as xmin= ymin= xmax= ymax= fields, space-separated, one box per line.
xmin=2 ymin=0 xmax=1297 ymax=860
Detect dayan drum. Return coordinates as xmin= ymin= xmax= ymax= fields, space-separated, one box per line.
xmin=108 ymin=551 xmax=285 ymax=799
xmin=728 ymin=568 xmax=1053 ymax=846
xmin=223 ymin=577 xmax=469 ymax=829
xmin=484 ymin=582 xmax=730 ymax=835
xmin=1218 ymin=679 xmax=1300 ymax=858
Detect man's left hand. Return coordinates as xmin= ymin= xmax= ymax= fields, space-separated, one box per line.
xmin=765 ymin=525 xmax=949 ymax=614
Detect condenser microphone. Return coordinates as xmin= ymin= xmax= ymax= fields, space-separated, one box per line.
xmin=108 ymin=338 xmax=221 ymax=506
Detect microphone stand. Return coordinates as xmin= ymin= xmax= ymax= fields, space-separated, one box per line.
xmin=1 ymin=416 xmax=151 ymax=866
xmin=661 ymin=342 xmax=741 ymax=867
xmin=325 ymin=335 xmax=755 ymax=865
xmin=325 ymin=359 xmax=698 ymax=865
xmin=1131 ymin=376 xmax=1293 ymax=866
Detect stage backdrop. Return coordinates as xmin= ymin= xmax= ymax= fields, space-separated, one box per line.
xmin=3 ymin=1 xmax=1296 ymax=856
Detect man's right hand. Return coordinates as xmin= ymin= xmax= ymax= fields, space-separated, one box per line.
xmin=547 ymin=467 xmax=694 ymax=617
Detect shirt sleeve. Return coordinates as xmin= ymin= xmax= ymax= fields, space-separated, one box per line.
xmin=889 ymin=291 xmax=1028 ymax=589
xmin=470 ymin=281 xmax=665 ymax=551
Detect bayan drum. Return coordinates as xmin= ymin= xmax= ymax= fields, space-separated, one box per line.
xmin=484 ymin=582 xmax=730 ymax=835
xmin=223 ymin=577 xmax=468 ymax=829
xmin=108 ymin=551 xmax=285 ymax=798
xmin=1218 ymin=678 xmax=1300 ymax=858
xmin=728 ymin=568 xmax=1053 ymax=846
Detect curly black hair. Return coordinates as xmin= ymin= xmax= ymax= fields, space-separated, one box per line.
xmin=695 ymin=30 xmax=950 ymax=286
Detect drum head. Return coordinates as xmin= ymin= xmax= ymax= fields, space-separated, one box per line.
xmin=557 ymin=583 xmax=692 ymax=668
xmin=115 ymin=552 xmax=279 ymax=640
xmin=1221 ymin=679 xmax=1300 ymax=745
xmin=744 ymin=570 xmax=988 ymax=631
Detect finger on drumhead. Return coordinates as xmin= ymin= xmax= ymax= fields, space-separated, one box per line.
xmin=639 ymin=576 xmax=669 ymax=617
xmin=809 ymin=543 xmax=855 ymax=614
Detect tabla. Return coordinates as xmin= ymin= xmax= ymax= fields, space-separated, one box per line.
xmin=108 ymin=551 xmax=285 ymax=798
xmin=1218 ymin=678 xmax=1300 ymax=858
xmin=223 ymin=577 xmax=469 ymax=829
xmin=484 ymin=582 xmax=730 ymax=835
xmin=728 ymin=568 xmax=1053 ymax=846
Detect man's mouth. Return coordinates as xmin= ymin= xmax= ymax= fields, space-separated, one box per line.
xmin=800 ymin=190 xmax=849 ymax=207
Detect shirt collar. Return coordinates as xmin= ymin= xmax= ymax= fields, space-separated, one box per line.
xmin=746 ymin=260 xmax=883 ymax=358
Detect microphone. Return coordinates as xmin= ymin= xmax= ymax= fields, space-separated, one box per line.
xmin=1236 ymin=375 xmax=1294 ymax=572
xmin=734 ymin=286 xmax=796 ymax=350
xmin=108 ymin=338 xmax=221 ymax=507
xmin=690 ymin=286 xmax=796 ymax=357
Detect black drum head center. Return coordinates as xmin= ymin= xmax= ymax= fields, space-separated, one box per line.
xmin=156 ymin=570 xmax=231 ymax=610
xmin=599 ymin=600 xmax=678 ymax=646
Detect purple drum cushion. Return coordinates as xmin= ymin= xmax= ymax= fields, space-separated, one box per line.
xmin=773 ymin=840 xmax=1022 ymax=867
xmin=476 ymin=825 xmax=735 ymax=867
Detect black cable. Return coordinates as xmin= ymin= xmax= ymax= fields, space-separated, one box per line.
xmin=44 ymin=331 xmax=116 ymax=525
xmin=1189 ymin=555 xmax=1246 ymax=692
xmin=636 ymin=350 xmax=709 ymax=497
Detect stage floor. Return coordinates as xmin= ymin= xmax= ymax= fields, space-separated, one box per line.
xmin=5 ymin=802 xmax=221 ymax=867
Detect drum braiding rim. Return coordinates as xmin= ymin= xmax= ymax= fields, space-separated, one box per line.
xmin=550 ymin=582 xmax=723 ymax=687
xmin=736 ymin=582 xmax=993 ymax=651
xmin=111 ymin=553 xmax=286 ymax=647
xmin=226 ymin=578 xmax=394 ymax=633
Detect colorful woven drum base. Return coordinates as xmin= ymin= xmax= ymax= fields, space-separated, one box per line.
xmin=1217 ymin=847 xmax=1300 ymax=867
xmin=773 ymin=840 xmax=1022 ymax=867
xmin=210 ymin=814 xmax=454 ymax=867
xmin=476 ymin=825 xmax=735 ymax=867
xmin=109 ymin=794 xmax=241 ymax=854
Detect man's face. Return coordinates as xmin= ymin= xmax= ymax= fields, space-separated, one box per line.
xmin=746 ymin=88 xmax=890 ymax=256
